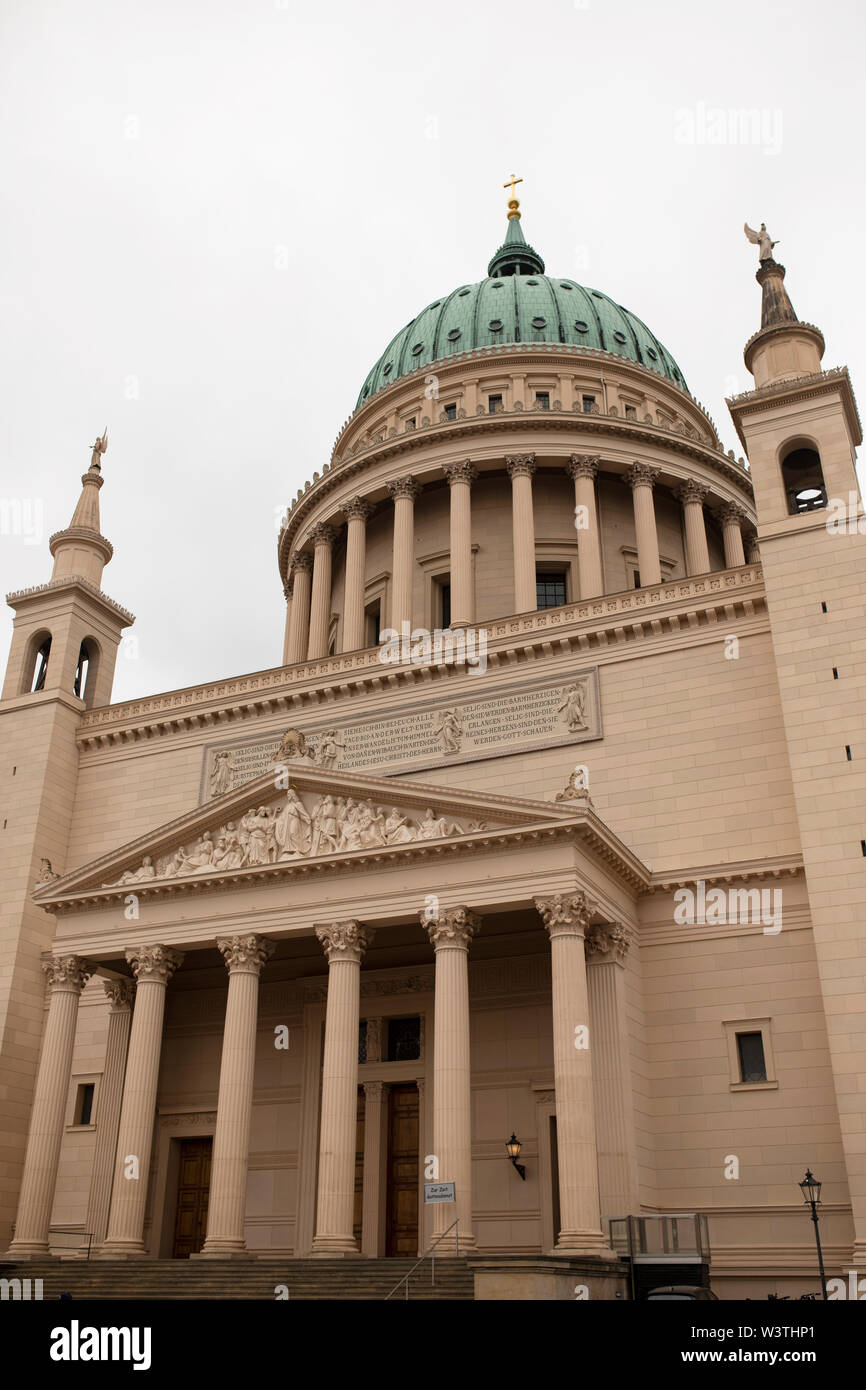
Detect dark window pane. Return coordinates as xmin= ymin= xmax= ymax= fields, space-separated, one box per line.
xmin=77 ymin=1083 xmax=94 ymax=1126
xmin=387 ymin=1016 xmax=421 ymax=1062
xmin=488 ymin=394 xmax=503 ymax=413
xmin=440 ymin=583 xmax=451 ymax=629
xmin=536 ymin=392 xmax=550 ymax=410
xmin=358 ymin=1019 xmax=368 ymax=1064
xmin=582 ymin=395 xmax=596 ymax=413
xmin=444 ymin=404 xmax=457 ymax=421
xmin=536 ymin=573 xmax=567 ymax=610
xmin=737 ymin=1032 xmax=767 ymax=1084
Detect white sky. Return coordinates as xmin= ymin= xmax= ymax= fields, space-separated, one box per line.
xmin=1 ymin=0 xmax=863 ymax=703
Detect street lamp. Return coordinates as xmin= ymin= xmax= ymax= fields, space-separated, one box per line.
xmin=505 ymin=1133 xmax=526 ymax=1181
xmin=799 ymin=1169 xmax=828 ymax=1301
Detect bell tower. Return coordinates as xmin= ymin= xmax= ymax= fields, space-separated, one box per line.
xmin=0 ymin=432 xmax=133 ymax=1247
xmin=728 ymin=240 xmax=866 ymax=1262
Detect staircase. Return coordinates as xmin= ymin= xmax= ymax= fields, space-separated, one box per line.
xmin=0 ymin=1257 xmax=475 ymax=1301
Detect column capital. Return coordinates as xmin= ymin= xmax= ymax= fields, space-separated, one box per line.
xmin=535 ymin=891 xmax=597 ymax=940
xmin=344 ymin=495 xmax=372 ymax=522
xmin=585 ymin=921 xmax=631 ymax=965
xmin=387 ymin=475 xmax=420 ymax=502
xmin=421 ymin=905 xmax=480 ymax=950
xmin=443 ymin=460 xmax=477 ymax=488
xmin=42 ymin=953 xmax=93 ymax=994
xmin=103 ymin=977 xmax=136 ymax=1010
xmin=125 ymin=944 xmax=184 ymax=984
xmin=216 ymin=933 xmax=275 ymax=976
xmin=567 ymin=454 xmax=600 ymax=481
xmin=363 ymin=1079 xmax=388 ymax=1102
xmin=720 ymin=501 xmax=748 ymax=527
xmin=315 ymin=920 xmax=371 ymax=963
xmin=627 ymin=462 xmax=659 ymax=491
xmin=309 ymin=523 xmax=337 ymax=548
xmin=290 ymin=549 xmax=313 ymax=574
xmin=506 ymin=453 xmax=536 ymax=479
xmin=677 ymin=479 xmax=708 ymax=506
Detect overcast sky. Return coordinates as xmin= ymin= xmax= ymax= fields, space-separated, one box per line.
xmin=1 ymin=0 xmax=863 ymax=703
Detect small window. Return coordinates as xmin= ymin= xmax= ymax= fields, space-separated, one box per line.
xmin=444 ymin=403 xmax=457 ymax=422
xmin=387 ymin=1016 xmax=421 ymax=1062
xmin=736 ymin=1032 xmax=767 ymax=1084
xmin=624 ymin=404 xmax=637 ymax=420
xmin=358 ymin=1019 xmax=368 ymax=1064
xmin=365 ymin=601 xmax=381 ymax=648
xmin=405 ymin=416 xmax=416 ymax=431
xmin=438 ymin=581 xmax=451 ymax=629
xmin=488 ymin=394 xmax=503 ymax=413
xmin=536 ymin=572 xmax=567 ymax=609
xmin=32 ymin=637 xmax=51 ymax=692
xmin=74 ymin=1082 xmax=95 ymax=1126
xmin=582 ymin=395 xmax=596 ymax=414
xmin=781 ymin=446 xmax=827 ymax=515
xmin=633 ymin=569 xmax=641 ymax=589
xmin=535 ymin=392 xmax=550 ymax=410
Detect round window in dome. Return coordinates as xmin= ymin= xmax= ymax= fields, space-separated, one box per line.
xmin=526 ymin=278 xmax=539 ymax=286
xmin=574 ymin=320 xmax=589 ymax=333
xmin=559 ymin=282 xmax=573 ymax=290
xmin=591 ymin=292 xmax=604 ymax=299
xmin=411 ymin=343 xmax=424 ymax=356
xmin=531 ymin=316 xmax=546 ymax=329
xmin=488 ymin=320 xmax=504 ymax=333
xmin=490 ymin=281 xmax=504 ymax=290
xmin=430 ymin=300 xmax=441 ymax=308
xmin=382 ymin=362 xmax=393 ymax=375
xmin=447 ymin=329 xmax=461 ymax=341
xmin=646 ymin=347 xmax=658 ymax=361
xmin=457 ymin=288 xmax=471 ymax=297
xmin=613 ymin=331 xmax=627 ymax=344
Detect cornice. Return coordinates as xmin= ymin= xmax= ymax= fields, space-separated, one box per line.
xmin=646 ymin=852 xmax=803 ymax=893
xmin=726 ymin=366 xmax=863 ymax=450
xmin=74 ymin=565 xmax=766 ymax=749
xmin=6 ymin=575 xmax=135 ymax=626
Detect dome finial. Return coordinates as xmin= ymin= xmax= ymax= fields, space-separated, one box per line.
xmin=503 ymin=173 xmax=523 ymax=220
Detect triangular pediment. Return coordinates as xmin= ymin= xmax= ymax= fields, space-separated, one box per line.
xmin=34 ymin=761 xmax=617 ymax=910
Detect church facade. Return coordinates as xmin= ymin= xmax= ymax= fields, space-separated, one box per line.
xmin=1 ymin=197 xmax=864 ymax=1298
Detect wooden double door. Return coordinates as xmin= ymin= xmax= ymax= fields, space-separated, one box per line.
xmin=172 ymin=1136 xmax=212 ymax=1258
xmin=351 ymin=1082 xmax=420 ymax=1256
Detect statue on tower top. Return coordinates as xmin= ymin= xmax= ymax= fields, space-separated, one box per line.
xmin=89 ymin=428 xmax=108 ymax=470
xmin=744 ymin=221 xmax=780 ymax=263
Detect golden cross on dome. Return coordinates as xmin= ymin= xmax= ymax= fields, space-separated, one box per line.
xmin=503 ymin=173 xmax=523 ymax=200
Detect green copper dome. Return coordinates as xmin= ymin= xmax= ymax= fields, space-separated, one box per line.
xmin=357 ymin=213 xmax=687 ymax=407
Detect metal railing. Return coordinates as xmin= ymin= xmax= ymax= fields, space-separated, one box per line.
xmin=384 ymin=1220 xmax=460 ymax=1301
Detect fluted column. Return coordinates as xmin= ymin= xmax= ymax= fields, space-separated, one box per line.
xmin=312 ymin=921 xmax=371 ymax=1254
xmin=361 ymin=1080 xmax=387 ymax=1256
xmin=307 ymin=525 xmax=337 ymax=659
xmin=85 ymin=978 xmax=135 ymax=1249
xmin=627 ymin=463 xmax=661 ymax=587
xmin=99 ymin=945 xmax=183 ymax=1257
xmin=420 ymin=906 xmax=479 ymax=1252
xmin=387 ymin=476 xmax=419 ymax=633
xmin=721 ymin=502 xmax=747 ymax=568
xmin=341 ymin=497 xmax=371 ymax=652
xmin=7 ymin=955 xmax=93 ymax=1258
xmin=506 ymin=454 xmax=537 ymax=613
xmin=444 ymin=461 xmax=476 ymax=628
xmin=199 ymin=935 xmax=273 ymax=1257
xmin=535 ymin=894 xmax=613 ymax=1256
xmin=678 ymin=480 xmax=711 ymax=576
xmin=567 ymin=455 xmax=604 ymax=598
xmin=585 ymin=923 xmax=639 ymax=1218
xmin=285 ymin=552 xmax=312 ymax=664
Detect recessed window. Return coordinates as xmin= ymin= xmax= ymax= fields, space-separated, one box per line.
xmin=405 ymin=416 xmax=416 ymax=431
xmin=536 ymin=572 xmax=567 ymax=609
xmin=74 ymin=1082 xmax=95 ymax=1126
xmin=364 ymin=601 xmax=381 ymax=648
xmin=358 ymin=1019 xmax=368 ymax=1064
xmin=447 ymin=328 xmax=461 ymax=341
xmin=646 ymin=347 xmax=659 ymax=361
xmin=437 ymin=580 xmax=451 ymax=629
xmin=444 ymin=403 xmax=457 ymax=421
xmin=736 ymin=1032 xmax=767 ymax=1084
xmin=624 ymin=404 xmax=637 ymax=420
xmin=382 ymin=362 xmax=393 ymax=376
xmin=559 ymin=282 xmax=573 ymax=290
xmin=32 ymin=637 xmax=51 ymax=692
xmin=531 ymin=316 xmax=546 ymax=329
xmin=613 ymin=330 xmax=627 ymax=344
xmin=536 ymin=391 xmax=550 ymax=410
xmin=633 ymin=569 xmax=641 ymax=589
xmin=489 ymin=319 xmax=504 ymax=332
xmin=781 ymin=446 xmax=828 ymax=515
xmin=387 ymin=1016 xmax=421 ymax=1062
xmin=411 ymin=343 xmax=424 ymax=356
xmin=488 ymin=394 xmax=503 ymax=413
xmin=582 ymin=395 xmax=596 ymax=413
xmin=574 ymin=320 xmax=589 ymax=333
xmin=457 ymin=287 xmax=471 ymax=297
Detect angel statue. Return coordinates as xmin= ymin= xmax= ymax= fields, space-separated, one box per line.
xmin=744 ymin=222 xmax=779 ymax=263
xmin=89 ymin=428 xmax=108 ymax=470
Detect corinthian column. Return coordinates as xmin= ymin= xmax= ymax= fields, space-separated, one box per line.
xmin=627 ymin=463 xmax=661 ymax=587
xmin=307 ymin=524 xmax=337 ymax=659
xmin=7 ymin=955 xmax=93 ymax=1258
xmin=678 ymin=480 xmax=710 ymax=576
xmin=85 ymin=978 xmax=135 ymax=1249
xmin=585 ymin=923 xmax=639 ymax=1218
xmin=444 ymin=461 xmax=476 ymax=628
xmin=506 ymin=454 xmax=537 ymax=613
xmin=387 ymin=476 xmax=419 ymax=633
xmin=567 ymin=455 xmax=604 ymax=598
xmin=285 ymin=552 xmax=312 ymax=664
xmin=312 ymin=921 xmax=371 ymax=1254
xmin=420 ymin=905 xmax=479 ymax=1252
xmin=341 ymin=497 xmax=371 ymax=653
xmin=199 ymin=935 xmax=274 ymax=1257
xmin=720 ymin=502 xmax=747 ymax=568
xmin=99 ymin=945 xmax=184 ymax=1257
xmin=534 ymin=894 xmax=613 ymax=1256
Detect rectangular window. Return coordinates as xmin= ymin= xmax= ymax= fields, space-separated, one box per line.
xmin=535 ymin=391 xmax=550 ymax=410
xmin=358 ymin=1019 xmax=368 ymax=1064
xmin=582 ymin=395 xmax=596 ymax=413
xmin=633 ymin=569 xmax=641 ymax=589
xmin=736 ymin=1032 xmax=767 ymax=1084
xmin=405 ymin=417 xmax=416 ymax=431
xmin=74 ymin=1082 xmax=95 ymax=1126
xmin=438 ymin=581 xmax=451 ymax=629
xmin=387 ymin=1016 xmax=421 ymax=1062
xmin=444 ymin=403 xmax=457 ymax=421
xmin=624 ymin=404 xmax=637 ymax=420
xmin=488 ymin=394 xmax=503 ymax=413
xmin=536 ymin=572 xmax=567 ymax=609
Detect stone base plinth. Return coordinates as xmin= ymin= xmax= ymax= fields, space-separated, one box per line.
xmin=470 ymin=1255 xmax=629 ymax=1301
